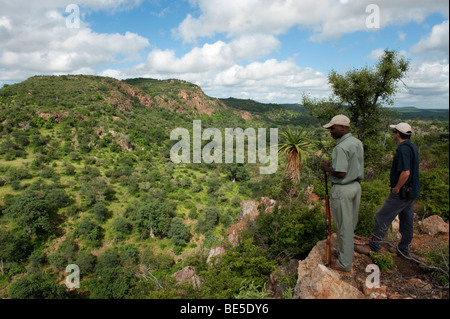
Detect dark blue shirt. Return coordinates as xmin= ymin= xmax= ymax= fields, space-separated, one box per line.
xmin=390 ymin=140 xmax=420 ymax=198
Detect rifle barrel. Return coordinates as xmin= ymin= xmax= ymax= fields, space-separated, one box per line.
xmin=324 ymin=171 xmax=332 ymax=266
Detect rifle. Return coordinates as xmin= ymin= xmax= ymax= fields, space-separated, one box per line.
xmin=324 ymin=171 xmax=332 ymax=266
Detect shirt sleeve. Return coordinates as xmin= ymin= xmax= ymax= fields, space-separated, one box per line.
xmin=332 ymin=146 xmax=349 ymax=173
xmin=396 ymin=146 xmax=412 ymax=172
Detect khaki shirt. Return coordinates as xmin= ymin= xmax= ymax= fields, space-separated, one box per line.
xmin=329 ymin=133 xmax=364 ymax=185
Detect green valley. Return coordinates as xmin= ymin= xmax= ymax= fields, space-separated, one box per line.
xmin=0 ymin=75 xmax=448 ymax=299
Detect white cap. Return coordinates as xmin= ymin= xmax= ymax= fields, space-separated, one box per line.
xmin=390 ymin=122 xmax=412 ymax=135
xmin=323 ymin=115 xmax=350 ymax=129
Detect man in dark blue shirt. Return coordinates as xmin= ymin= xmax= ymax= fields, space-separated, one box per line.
xmin=356 ymin=122 xmax=420 ymax=258
xmin=389 ymin=134 xmax=420 ymax=199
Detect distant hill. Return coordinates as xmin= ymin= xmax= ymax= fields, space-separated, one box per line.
xmin=219 ymin=98 xmax=448 ymax=122
xmin=389 ymin=107 xmax=449 ymax=121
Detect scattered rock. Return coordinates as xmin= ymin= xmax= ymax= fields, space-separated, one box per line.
xmin=295 ymin=263 xmax=365 ymax=299
xmin=408 ymin=278 xmax=432 ymax=291
xmin=207 ymin=202 xmax=447 ymax=299
xmin=291 ymin=229 xmax=447 ymax=299
xmin=364 ymin=284 xmax=388 ymax=299
xmin=419 ymin=215 xmax=449 ymax=236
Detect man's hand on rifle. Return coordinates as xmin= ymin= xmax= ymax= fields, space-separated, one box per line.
xmin=321 ymin=160 xmax=346 ymax=179
xmin=321 ymin=160 xmax=330 ymax=172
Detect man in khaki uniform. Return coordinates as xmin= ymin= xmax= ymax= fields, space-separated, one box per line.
xmin=321 ymin=115 xmax=364 ymax=272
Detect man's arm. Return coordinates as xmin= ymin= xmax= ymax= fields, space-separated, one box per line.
xmin=392 ymin=170 xmax=410 ymax=194
xmin=321 ymin=161 xmax=346 ymax=179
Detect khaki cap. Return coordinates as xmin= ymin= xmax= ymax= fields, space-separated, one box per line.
xmin=323 ymin=114 xmax=351 ymax=129
xmin=390 ymin=122 xmax=412 ymax=135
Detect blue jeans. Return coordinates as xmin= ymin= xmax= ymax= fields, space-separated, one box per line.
xmin=369 ymin=193 xmax=415 ymax=256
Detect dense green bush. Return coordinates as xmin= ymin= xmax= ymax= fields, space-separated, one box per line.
xmin=369 ymin=251 xmax=396 ymax=271
xmin=78 ymin=217 xmax=103 ymax=247
xmin=0 ymin=230 xmax=33 ymax=264
xmin=112 ymin=217 xmax=132 ymax=235
xmin=168 ymin=217 xmax=190 ymax=246
xmin=91 ymin=202 xmax=108 ymax=222
xmin=75 ymin=251 xmax=97 ymax=275
xmin=199 ymin=238 xmax=276 ymax=299
xmin=86 ymin=249 xmax=136 ymax=299
xmin=3 ymin=180 xmax=70 ymax=237
xmin=418 ymin=168 xmax=449 ymax=220
xmin=253 ymin=200 xmax=326 ymax=260
xmin=9 ymin=273 xmax=69 ymax=299
xmin=128 ymin=198 xmax=174 ymax=239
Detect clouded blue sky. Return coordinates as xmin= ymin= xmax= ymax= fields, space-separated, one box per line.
xmin=0 ymin=0 xmax=448 ymax=108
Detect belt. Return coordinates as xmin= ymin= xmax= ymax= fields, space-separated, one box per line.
xmin=332 ymin=179 xmax=360 ymax=186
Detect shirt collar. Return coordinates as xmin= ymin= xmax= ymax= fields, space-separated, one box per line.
xmin=337 ymin=133 xmax=352 ymax=145
xmin=398 ymin=140 xmax=412 ymax=148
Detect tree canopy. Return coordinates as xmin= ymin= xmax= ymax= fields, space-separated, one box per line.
xmin=303 ymin=49 xmax=410 ymax=162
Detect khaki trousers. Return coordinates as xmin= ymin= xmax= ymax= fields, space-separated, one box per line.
xmin=330 ymin=181 xmax=361 ymax=271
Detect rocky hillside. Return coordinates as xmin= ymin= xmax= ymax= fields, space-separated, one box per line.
xmin=0 ymin=75 xmax=225 ymax=118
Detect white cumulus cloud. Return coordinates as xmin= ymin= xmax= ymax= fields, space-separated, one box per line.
xmin=0 ymin=1 xmax=149 ymax=81
xmin=175 ymin=0 xmax=449 ymax=43
xmin=412 ymin=20 xmax=449 ymax=56
xmin=397 ymin=58 xmax=449 ymax=108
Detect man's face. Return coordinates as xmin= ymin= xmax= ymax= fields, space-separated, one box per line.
xmin=393 ymin=130 xmax=401 ymax=144
xmin=329 ymin=125 xmax=346 ymax=139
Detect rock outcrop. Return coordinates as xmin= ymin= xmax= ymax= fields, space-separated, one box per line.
xmin=207 ymin=197 xmax=278 ymax=265
xmin=172 ymin=266 xmax=203 ymax=289
xmin=226 ymin=197 xmax=277 ymax=247
xmin=206 ymin=246 xmax=226 ymax=266
xmin=294 ymin=234 xmax=366 ymax=299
